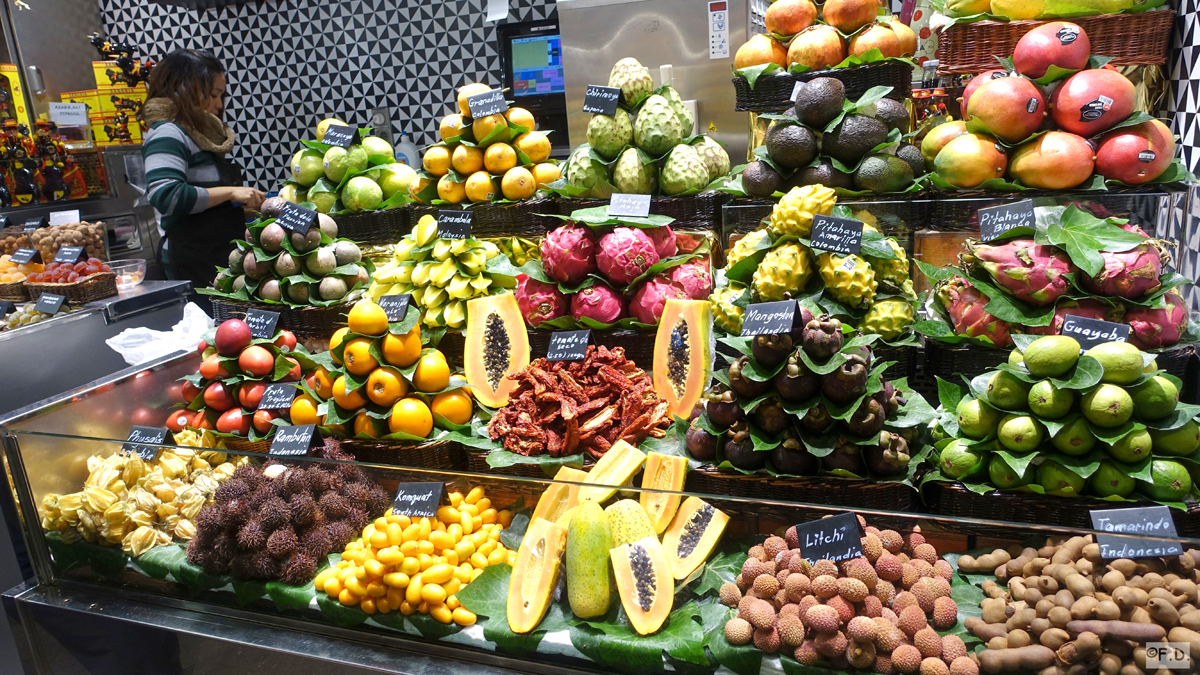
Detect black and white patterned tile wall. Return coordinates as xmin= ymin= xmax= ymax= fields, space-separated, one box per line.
xmin=99 ymin=0 xmax=557 ymax=190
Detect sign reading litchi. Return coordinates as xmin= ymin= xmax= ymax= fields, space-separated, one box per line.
xmin=792 ymin=512 xmax=864 ymax=564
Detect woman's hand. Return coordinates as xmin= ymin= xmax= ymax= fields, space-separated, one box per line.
xmin=208 ymin=185 xmax=265 ymax=210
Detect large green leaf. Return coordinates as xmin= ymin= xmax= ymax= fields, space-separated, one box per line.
xmin=570 ymin=600 xmax=710 ymax=674
xmin=701 ymin=601 xmax=761 ymax=675
xmin=456 ymin=563 xmax=570 ymax=653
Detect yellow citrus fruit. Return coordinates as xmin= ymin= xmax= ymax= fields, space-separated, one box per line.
xmin=412 ymin=351 xmax=451 ymax=393
xmin=439 ymin=114 xmax=466 ymax=142
xmin=465 ymin=171 xmax=497 ymax=203
xmin=437 ymin=175 xmax=467 ymax=204
xmin=330 ymin=327 xmax=350 ymax=365
xmin=505 ymin=107 xmax=536 ymax=131
xmin=484 ymin=143 xmax=518 ymax=174
xmin=333 ymin=376 xmax=368 ymax=410
xmin=501 ymin=166 xmax=536 ymax=200
xmin=308 ymin=366 xmax=335 ymax=399
xmin=367 ymin=367 xmax=410 ymax=407
xmin=381 ymin=328 xmax=422 ymax=367
xmin=422 ymin=146 xmax=452 ymax=176
xmin=532 ymin=162 xmax=562 ymax=187
xmin=451 ymin=144 xmax=484 ymax=174
xmin=408 ymin=174 xmax=432 ymax=203
xmin=353 ymin=412 xmax=381 ymax=438
xmin=347 ymin=300 xmax=389 ymax=336
xmin=457 ymin=83 xmax=491 ymax=117
xmin=290 ymin=393 xmax=321 ymax=425
xmin=343 ymin=337 xmax=379 ymax=376
xmin=431 ymin=389 xmax=473 ymax=426
xmin=472 ymin=114 xmax=510 ymax=146
xmin=514 ymin=131 xmax=551 ymax=163
xmin=389 ymin=397 xmax=434 ymax=438
xmin=317 ymin=118 xmax=347 ymax=141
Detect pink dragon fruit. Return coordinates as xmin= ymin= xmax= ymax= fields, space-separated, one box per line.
xmin=1125 ymin=291 xmax=1189 ymax=350
xmin=1080 ymin=224 xmax=1163 ymax=300
xmin=570 ymin=283 xmax=626 ymax=324
xmin=629 ymin=275 xmax=690 ymax=325
xmin=541 ymin=222 xmax=598 ymax=285
xmin=644 ymin=225 xmax=677 ymax=259
xmin=961 ymin=239 xmax=1074 ymax=307
xmin=514 ymin=275 xmax=568 ymax=327
xmin=936 ymin=275 xmax=1012 ymax=347
xmin=1022 ymin=298 xmax=1125 ymax=336
xmin=668 ymin=260 xmax=712 ymax=299
xmin=596 ymin=227 xmax=660 ymax=285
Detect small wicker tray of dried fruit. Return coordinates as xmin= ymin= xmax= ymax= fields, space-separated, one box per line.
xmin=25 ymin=272 xmax=118 ymax=304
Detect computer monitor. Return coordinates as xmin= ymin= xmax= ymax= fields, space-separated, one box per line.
xmin=510 ymin=33 xmax=563 ymax=97
xmin=497 ymin=19 xmax=570 ymax=159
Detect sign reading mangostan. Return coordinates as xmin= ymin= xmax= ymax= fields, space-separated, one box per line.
xmin=1061 ymin=315 xmax=1130 ymax=352
xmin=258 ymin=383 xmax=298 ymax=411
xmin=269 ymin=424 xmax=317 ymax=456
xmin=378 ymin=294 xmax=411 ymax=322
xmin=583 ymin=84 xmax=621 ymax=116
xmin=123 ymin=425 xmax=170 ymax=461
xmin=391 ymin=482 xmax=445 ymax=517
xmin=809 ymin=214 xmax=863 ymax=256
xmin=244 ymin=308 xmax=281 ymax=339
xmin=978 ymin=199 xmax=1035 ymax=242
xmin=276 ymin=202 xmax=316 ymax=235
xmin=33 ymin=293 xmax=65 ymax=315
xmin=740 ymin=300 xmax=796 ymax=338
xmin=437 ymin=210 xmax=472 ymax=240
xmin=547 ymin=329 xmax=591 ymax=361
xmin=53 ymin=246 xmax=86 ymax=265
xmin=9 ymin=248 xmax=40 ymax=265
xmin=792 ymin=512 xmax=864 ymax=564
xmin=321 ymin=125 xmax=358 ymax=148
xmin=607 ymin=193 xmax=652 ymax=219
xmin=1089 ymin=506 xmax=1182 ymax=559
xmin=466 ymin=89 xmax=508 ymax=119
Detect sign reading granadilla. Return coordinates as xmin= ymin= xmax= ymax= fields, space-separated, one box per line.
xmin=978 ymin=199 xmax=1035 ymax=242
xmin=740 ymin=300 xmax=796 ymax=337
xmin=809 ymin=214 xmax=863 ymax=256
xmin=1062 ymin=315 xmax=1131 ymax=351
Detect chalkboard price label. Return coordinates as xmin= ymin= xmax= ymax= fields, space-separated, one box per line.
xmin=23 ymin=216 xmax=45 ymax=233
xmin=378 ymin=294 xmax=411 ymax=322
xmin=53 ymin=246 xmax=86 ymax=264
xmin=0 ymin=301 xmax=12 ymax=316
xmin=1090 ymin=506 xmax=1182 ymax=560
xmin=437 ymin=210 xmax=472 ymax=240
xmin=978 ymin=199 xmax=1035 ymax=242
xmin=740 ymin=300 xmax=797 ymax=338
xmin=583 ymin=84 xmax=621 ymax=116
xmin=792 ymin=512 xmax=864 ymax=564
xmin=321 ymin=125 xmax=358 ymax=148
xmin=547 ymin=329 xmax=591 ymax=361
xmin=258 ymin=383 xmax=298 ymax=411
xmin=391 ymin=482 xmax=445 ymax=517
xmin=809 ymin=215 xmax=863 ymax=256
xmin=123 ymin=425 xmax=169 ymax=460
xmin=269 ymin=424 xmax=317 ymax=456
xmin=276 ymin=202 xmax=317 ymax=234
xmin=34 ymin=293 xmax=65 ymax=315
xmin=9 ymin=248 xmax=39 ymax=265
xmin=466 ymin=89 xmax=508 ymax=119
xmin=1062 ymin=315 xmax=1130 ymax=352
xmin=607 ymin=193 xmax=652 ymax=219
xmin=245 ymin=309 xmax=281 ymax=339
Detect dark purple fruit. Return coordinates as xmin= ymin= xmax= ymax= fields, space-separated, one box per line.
xmin=773 ymin=351 xmax=820 ymax=402
xmin=771 ymin=430 xmax=816 ymax=475
xmin=752 ymin=333 xmax=793 ymax=369
xmin=821 ymin=437 xmax=865 ymax=475
xmin=863 ymin=431 xmax=911 ymax=477
xmin=705 ymin=387 xmax=743 ymax=428
xmin=802 ymin=314 xmax=844 ymax=361
xmin=259 ymin=196 xmax=287 ymax=219
xmin=689 ymin=401 xmax=706 ymax=421
xmin=686 ymin=421 xmax=718 ymax=461
xmin=724 ymin=422 xmax=766 ymax=471
xmin=800 ymin=400 xmax=836 ymax=434
xmin=729 ymin=356 xmax=771 ymax=400
xmin=793 ymin=305 xmax=815 ymax=340
xmin=845 ymin=398 xmax=886 ymax=437
xmin=752 ymin=398 xmax=791 ymax=436
xmin=821 ymin=351 xmax=870 ymax=405
xmin=875 ymin=380 xmax=908 ymax=419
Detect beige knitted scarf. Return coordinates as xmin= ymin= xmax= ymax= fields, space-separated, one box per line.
xmin=142 ymin=97 xmax=235 ymax=155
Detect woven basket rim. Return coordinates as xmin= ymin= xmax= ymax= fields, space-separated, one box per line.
xmin=211 ymin=297 xmax=353 ymax=314
xmin=25 ymin=270 xmax=116 ymax=288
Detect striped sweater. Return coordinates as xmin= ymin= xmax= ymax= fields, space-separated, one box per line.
xmin=143 ymin=121 xmax=223 ymax=232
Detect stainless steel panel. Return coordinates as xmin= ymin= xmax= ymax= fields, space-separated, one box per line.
xmin=558 ymin=0 xmax=750 ymax=161
xmin=4 ymin=0 xmax=103 ymax=118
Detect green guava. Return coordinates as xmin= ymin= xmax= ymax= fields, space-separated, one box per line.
xmin=1106 ymin=428 xmax=1153 ymax=463
xmin=998 ymin=414 xmax=1045 ymax=452
xmin=1023 ymin=335 xmax=1080 ymax=377
xmin=958 ymin=398 xmax=1004 ymax=440
xmin=989 ymin=453 xmax=1035 ymax=489
xmin=1149 ymin=420 xmax=1200 ymax=457
xmin=1089 ymin=459 xmax=1136 ymax=498
xmin=1129 ymin=375 xmax=1179 ymax=420
xmin=1137 ymin=459 xmax=1194 ymax=501
xmin=342 ymin=176 xmax=383 ymax=212
xmin=324 ymin=145 xmax=369 ymax=183
xmin=291 ymin=149 xmax=325 ymax=186
xmin=361 ymin=136 xmax=394 ymax=158
xmin=1009 ymin=349 xmax=1024 ymax=365
xmin=939 ymin=439 xmax=987 ymax=479
xmin=1051 ymin=417 xmax=1097 ymax=456
xmin=987 ymin=371 xmax=1031 ymax=410
xmin=1085 ymin=342 xmax=1145 ymax=385
xmin=1037 ymin=457 xmax=1086 ymax=496
xmin=1027 ymin=380 xmax=1074 ymax=419
xmin=1081 ymin=384 xmax=1134 ymax=428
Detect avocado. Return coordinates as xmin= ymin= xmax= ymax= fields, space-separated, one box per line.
xmin=873 ymin=98 xmax=910 ymax=133
xmin=742 ymin=160 xmax=783 ymax=198
xmin=853 ymin=154 xmax=915 ymax=194
xmin=896 ymin=144 xmax=926 ymax=177
xmin=823 ymin=114 xmax=889 ymax=166
xmin=795 ymin=161 xmax=854 ymax=190
xmin=793 ymin=77 xmax=846 ymax=128
xmin=765 ymin=123 xmax=817 ymax=170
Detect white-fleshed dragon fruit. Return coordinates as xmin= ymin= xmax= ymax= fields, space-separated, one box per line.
xmin=936 ymin=275 xmax=1012 ymax=347
xmin=960 ymin=239 xmax=1074 ymax=307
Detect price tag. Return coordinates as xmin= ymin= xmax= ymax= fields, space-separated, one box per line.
xmin=244 ymin=308 xmax=281 ymax=339
xmin=809 ymin=214 xmax=863 ymax=256
xmin=791 ymin=512 xmax=864 ymax=564
xmin=53 ymin=246 xmax=86 ymax=264
xmin=258 ymin=383 xmax=297 ymax=411
xmin=1062 ymin=315 xmax=1130 ymax=352
xmin=437 ymin=210 xmax=472 ymax=240
xmin=978 ymin=199 xmax=1035 ymax=242
xmin=607 ymin=193 xmax=652 ymax=219
xmin=49 ymin=102 xmax=89 ymax=126
xmin=466 ymin=89 xmax=508 ymax=119
xmin=276 ymin=202 xmax=316 ymax=234
xmin=0 ymin=301 xmax=12 ymax=316
xmin=391 ymin=482 xmax=445 ymax=517
xmin=34 ymin=293 xmax=65 ymax=315
xmin=269 ymin=424 xmax=317 ymax=456
xmin=1090 ymin=506 xmax=1182 ymax=560
xmin=740 ymin=300 xmax=796 ymax=337
xmin=10 ymin=248 xmax=40 ymax=265
xmin=582 ymin=84 xmax=621 ymax=116
xmin=321 ymin=125 xmax=358 ymax=148
xmin=23 ymin=217 xmax=45 ymax=233
xmin=122 ymin=425 xmax=169 ymax=460
xmin=48 ymin=210 xmax=80 ymax=227
xmin=547 ymin=329 xmax=591 ymax=361
xmin=378 ymin=294 xmax=411 ymax=322
xmin=790 ymin=81 xmax=803 ymax=102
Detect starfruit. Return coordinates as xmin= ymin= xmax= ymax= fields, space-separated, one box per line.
xmin=443 ymin=300 xmax=466 ymax=328
xmin=458 ymin=251 xmax=486 ymax=276
xmin=469 ymin=274 xmax=492 ymax=293
xmin=430 ymin=259 xmax=458 ymax=287
xmin=410 ymin=286 xmax=426 ymax=304
xmin=413 ymin=214 xmax=438 ymax=246
xmin=424 ymin=286 xmax=449 ymax=310
xmin=411 ymin=261 xmax=434 ymax=287
xmin=394 ymin=236 xmax=417 ymax=262
xmin=433 ymin=239 xmax=454 ymax=262
xmin=445 ymin=274 xmax=474 ymax=300
xmin=451 ymin=238 xmax=475 ymax=256
xmin=479 ymin=240 xmax=500 ymax=260
xmin=393 ymin=263 xmax=414 ymax=284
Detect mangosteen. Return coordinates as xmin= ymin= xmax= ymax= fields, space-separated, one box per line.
xmin=802 ymin=314 xmax=844 ymax=361
xmin=689 ymin=401 xmax=706 ymax=421
xmin=728 ymin=356 xmax=771 ymax=399
xmin=724 ymin=422 xmax=766 ymax=471
xmin=686 ymin=420 xmax=718 ymax=461
xmin=752 ymin=397 xmax=791 ymax=436
xmin=821 ymin=351 xmax=869 ymax=405
xmin=875 ymin=380 xmax=908 ymax=420
xmin=705 ymin=386 xmax=743 ymax=428
xmin=863 ymin=431 xmax=911 ymax=477
xmin=259 ymin=196 xmax=287 ymax=219
xmin=770 ymin=430 xmax=816 ymax=475
xmin=752 ymin=333 xmax=793 ymax=369
xmin=821 ymin=437 xmax=865 ymax=475
xmin=844 ymin=398 xmax=886 ymax=437
xmin=793 ymin=304 xmax=815 ymax=340
xmin=800 ymin=400 xmax=836 ymax=434
xmin=773 ymin=352 xmax=820 ymax=402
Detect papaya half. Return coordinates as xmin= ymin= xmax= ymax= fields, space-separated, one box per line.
xmin=652 ymin=299 xmax=714 ymax=419
xmin=464 ymin=292 xmax=529 ymax=408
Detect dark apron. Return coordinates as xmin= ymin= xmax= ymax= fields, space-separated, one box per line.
xmin=163 ymin=154 xmax=247 ymax=309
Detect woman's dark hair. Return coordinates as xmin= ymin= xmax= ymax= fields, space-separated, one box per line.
xmin=146 ymin=48 xmax=225 ymax=130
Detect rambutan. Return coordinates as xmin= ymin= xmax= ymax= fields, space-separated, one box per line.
xmin=288 ymin=492 xmax=316 ymax=526
xmin=266 ymin=526 xmax=298 ymax=558
xmin=278 ymin=551 xmax=318 ymax=586
xmin=258 ymin=496 xmax=289 ymax=530
xmin=317 ymin=492 xmax=350 ymax=519
xmin=236 ymin=518 xmax=267 ymax=551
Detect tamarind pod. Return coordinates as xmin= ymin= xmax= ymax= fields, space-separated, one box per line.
xmin=978 ymin=645 xmax=1056 ymax=673
xmin=965 ymin=617 xmax=1008 ymax=641
xmin=1064 ymin=620 xmax=1166 ymax=643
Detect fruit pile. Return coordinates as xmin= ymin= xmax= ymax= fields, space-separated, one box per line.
xmin=923 ymin=22 xmax=1188 ymax=190
xmin=414 ymin=84 xmax=557 ymax=204
xmin=316 ymin=485 xmax=513 ymax=622
xmin=509 ymin=445 xmax=728 ymax=635
xmin=0 ymin=252 xmax=42 ymax=282
xmin=933 ymin=336 xmax=1199 ymax=504
xmin=734 ymin=0 xmax=916 ymax=72
xmin=1 ymin=301 xmax=73 ymax=330
xmin=711 ymin=189 xmax=917 ymax=341
xmin=314 ymin=299 xmax=470 ymax=440
xmin=563 ymin=57 xmax=730 ymax=198
xmin=27 ymin=221 xmax=107 ymax=262
xmin=26 ymin=258 xmax=112 ymax=284
xmin=960 ymin=536 xmax=1198 ymax=674
xmin=723 ymin=518 xmax=965 ymax=675
xmin=0 ymin=225 xmax=29 ymax=255
xmin=369 ymin=214 xmax=511 ymax=329
xmin=284 ymin=121 xmax=414 ymax=213
xmin=741 ymin=79 xmax=921 ymax=197
xmin=921 ymin=206 xmax=1190 ymax=349
xmin=686 ymin=312 xmax=932 ymax=478
xmin=167 ymin=319 xmax=318 ymax=439
xmin=209 ymin=206 xmax=370 ymax=306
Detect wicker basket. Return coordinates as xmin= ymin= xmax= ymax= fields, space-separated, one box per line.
xmin=404 ymin=200 xmax=561 ymax=238
xmin=686 ymin=467 xmax=914 ymax=515
xmin=875 ymin=343 xmax=919 ymax=383
xmin=25 ymin=272 xmax=118 ymax=304
xmin=437 ymin=328 xmax=657 ymax=373
xmin=556 ymin=193 xmax=726 ymax=234
xmin=733 ymin=61 xmax=915 ymax=113
xmin=210 ymin=298 xmax=350 ymax=341
xmin=935 ymin=11 xmax=1175 ymax=75
xmin=923 ymin=339 xmax=1010 ymax=386
xmin=929 ymin=187 xmax=1168 ymax=230
xmin=0 ymin=279 xmax=28 ymax=302
xmin=338 ymin=438 xmax=466 ymax=471
xmin=224 ymin=438 xmax=271 ymax=454
xmin=332 ymin=209 xmax=408 ymax=246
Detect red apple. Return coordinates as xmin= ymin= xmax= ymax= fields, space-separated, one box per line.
xmin=166 ymin=409 xmax=192 ymax=432
xmin=239 ymin=381 xmax=267 ymax=409
xmin=239 ymin=345 xmax=276 ymax=378
xmin=216 ymin=408 xmax=252 ymax=435
xmin=203 ymin=381 xmax=237 ymax=411
xmin=274 ymin=330 xmax=297 ymax=352
xmin=253 ymin=409 xmax=280 ymax=433
xmin=214 ymin=319 xmax=252 ymax=356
